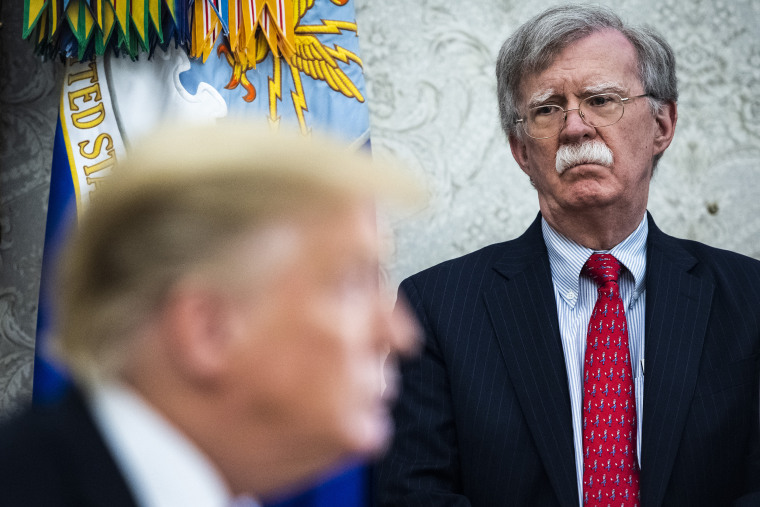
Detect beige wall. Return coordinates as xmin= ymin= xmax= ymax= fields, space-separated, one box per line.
xmin=1 ymin=0 xmax=759 ymax=418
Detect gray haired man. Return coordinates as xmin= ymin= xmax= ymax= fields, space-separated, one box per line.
xmin=375 ymin=5 xmax=760 ymax=506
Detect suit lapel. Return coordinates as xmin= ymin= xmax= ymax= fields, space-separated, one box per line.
xmin=484 ymin=216 xmax=578 ymax=507
xmin=640 ymin=216 xmax=714 ymax=507
xmin=57 ymin=388 xmax=140 ymax=507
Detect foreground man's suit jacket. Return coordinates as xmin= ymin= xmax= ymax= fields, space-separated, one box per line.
xmin=0 ymin=388 xmax=139 ymax=507
xmin=376 ymin=213 xmax=760 ymax=507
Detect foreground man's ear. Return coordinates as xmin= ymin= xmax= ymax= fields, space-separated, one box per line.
xmin=160 ymin=283 xmax=238 ymax=384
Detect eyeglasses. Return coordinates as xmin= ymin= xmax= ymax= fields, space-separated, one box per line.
xmin=515 ymin=93 xmax=650 ymax=139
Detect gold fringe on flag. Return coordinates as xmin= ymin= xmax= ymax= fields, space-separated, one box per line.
xmin=22 ymin=0 xmax=296 ymax=65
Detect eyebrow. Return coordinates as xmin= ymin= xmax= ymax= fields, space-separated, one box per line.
xmin=527 ymin=89 xmax=557 ymax=108
xmin=582 ymin=82 xmax=627 ymax=95
xmin=526 ymin=82 xmax=629 ymax=108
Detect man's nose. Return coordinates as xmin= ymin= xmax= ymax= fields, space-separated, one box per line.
xmin=560 ymin=105 xmax=596 ymax=141
xmin=381 ymin=295 xmax=421 ymax=358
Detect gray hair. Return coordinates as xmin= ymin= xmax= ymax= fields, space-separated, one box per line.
xmin=496 ymin=4 xmax=677 ymax=143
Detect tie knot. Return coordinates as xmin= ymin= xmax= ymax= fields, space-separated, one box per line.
xmin=582 ymin=253 xmax=622 ymax=286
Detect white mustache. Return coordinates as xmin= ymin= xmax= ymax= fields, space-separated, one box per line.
xmin=555 ymin=140 xmax=614 ymax=174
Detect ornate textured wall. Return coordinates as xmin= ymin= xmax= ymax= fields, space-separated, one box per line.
xmin=0 ymin=2 xmax=63 ymax=418
xmin=0 ymin=0 xmax=758 ymax=418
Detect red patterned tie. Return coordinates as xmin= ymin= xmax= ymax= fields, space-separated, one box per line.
xmin=582 ymin=254 xmax=640 ymax=506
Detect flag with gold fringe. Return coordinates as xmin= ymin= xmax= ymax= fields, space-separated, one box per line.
xmin=31 ymin=1 xmax=371 ymax=505
xmin=23 ymin=1 xmax=307 ymax=63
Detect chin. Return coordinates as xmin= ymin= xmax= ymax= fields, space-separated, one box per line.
xmin=341 ymin=409 xmax=394 ymax=458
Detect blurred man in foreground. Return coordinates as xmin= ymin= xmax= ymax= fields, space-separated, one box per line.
xmin=0 ymin=121 xmax=420 ymax=506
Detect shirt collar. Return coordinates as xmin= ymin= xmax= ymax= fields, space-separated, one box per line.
xmin=542 ymin=215 xmax=648 ymax=307
xmin=89 ymin=382 xmax=252 ymax=507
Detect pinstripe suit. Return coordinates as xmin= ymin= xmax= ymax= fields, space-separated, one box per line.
xmin=375 ymin=213 xmax=760 ymax=506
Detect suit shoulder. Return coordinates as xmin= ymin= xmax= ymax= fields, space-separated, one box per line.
xmin=401 ymin=241 xmax=510 ymax=291
xmin=397 ymin=232 xmax=550 ymax=306
xmin=0 ymin=403 xmax=73 ymax=504
xmin=671 ymin=237 xmax=760 ymax=276
xmin=657 ymin=236 xmax=760 ymax=308
xmin=0 ymin=404 xmax=60 ymax=461
xmin=403 ymin=240 xmax=513 ymax=286
xmin=400 ymin=216 xmax=545 ymax=291
xmin=0 ymin=391 xmax=137 ymax=507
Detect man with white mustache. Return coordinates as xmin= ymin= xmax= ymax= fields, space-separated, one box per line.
xmin=555 ymin=140 xmax=614 ymax=176
xmin=376 ymin=4 xmax=760 ymax=507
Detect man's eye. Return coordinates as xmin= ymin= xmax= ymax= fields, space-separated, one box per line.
xmin=586 ymin=95 xmax=614 ymax=107
xmin=533 ymin=105 xmax=559 ymax=116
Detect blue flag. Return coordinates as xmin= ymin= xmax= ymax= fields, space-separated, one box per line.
xmin=34 ymin=1 xmax=371 ymax=505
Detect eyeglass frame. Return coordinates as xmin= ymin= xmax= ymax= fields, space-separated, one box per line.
xmin=515 ymin=93 xmax=651 ymax=140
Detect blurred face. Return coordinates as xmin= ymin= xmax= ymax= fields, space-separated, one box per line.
xmin=509 ymin=29 xmax=674 ymax=223
xmin=222 ymin=200 xmax=418 ymax=480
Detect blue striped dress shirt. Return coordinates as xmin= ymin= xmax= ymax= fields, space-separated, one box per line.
xmin=542 ymin=216 xmax=647 ymax=504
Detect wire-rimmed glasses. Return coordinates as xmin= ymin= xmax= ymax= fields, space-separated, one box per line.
xmin=515 ymin=93 xmax=650 ymax=139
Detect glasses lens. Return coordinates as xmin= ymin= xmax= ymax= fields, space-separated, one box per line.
xmin=526 ymin=105 xmax=564 ymax=138
xmin=580 ymin=93 xmax=624 ymax=128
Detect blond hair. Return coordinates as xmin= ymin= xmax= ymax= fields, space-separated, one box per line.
xmin=53 ymin=121 xmax=420 ymax=385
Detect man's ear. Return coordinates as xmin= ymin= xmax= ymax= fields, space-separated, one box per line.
xmin=509 ymin=132 xmax=532 ymax=176
xmin=161 ymin=282 xmax=236 ymax=384
xmin=652 ymin=100 xmax=677 ymax=157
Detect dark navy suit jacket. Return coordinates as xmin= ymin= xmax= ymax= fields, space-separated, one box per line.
xmin=0 ymin=387 xmax=368 ymax=507
xmin=375 ymin=214 xmax=760 ymax=506
xmin=0 ymin=387 xmax=139 ymax=507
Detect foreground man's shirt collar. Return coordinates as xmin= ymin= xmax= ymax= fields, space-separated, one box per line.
xmin=89 ymin=381 xmax=261 ymax=507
